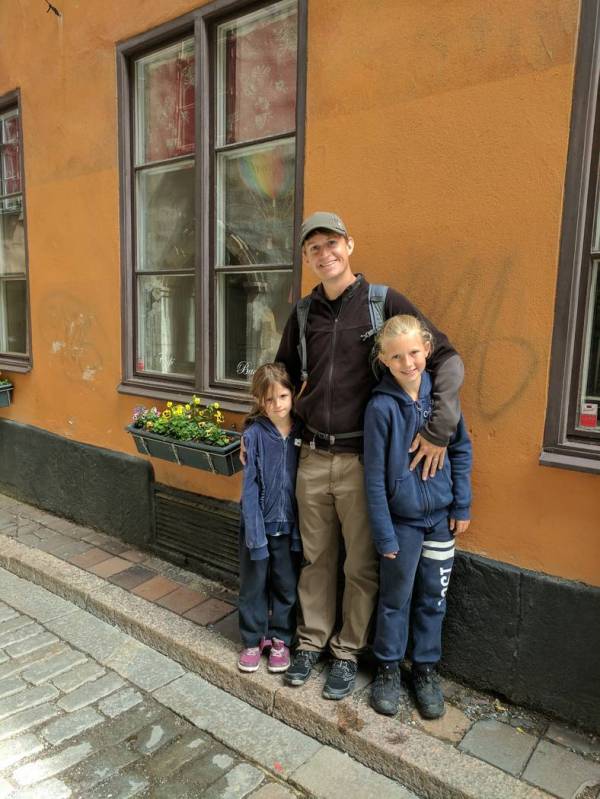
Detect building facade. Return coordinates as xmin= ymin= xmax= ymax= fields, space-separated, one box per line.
xmin=0 ymin=0 xmax=598 ymax=731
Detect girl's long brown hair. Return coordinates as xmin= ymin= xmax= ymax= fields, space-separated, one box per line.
xmin=246 ymin=362 xmax=295 ymax=425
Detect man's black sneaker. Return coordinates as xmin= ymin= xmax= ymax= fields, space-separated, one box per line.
xmin=284 ymin=650 xmax=320 ymax=686
xmin=412 ymin=664 xmax=445 ymax=719
xmin=370 ymin=662 xmax=405 ymax=716
xmin=322 ymin=658 xmax=358 ymax=700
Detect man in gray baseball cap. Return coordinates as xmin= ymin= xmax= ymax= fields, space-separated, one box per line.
xmin=275 ymin=211 xmax=464 ymax=702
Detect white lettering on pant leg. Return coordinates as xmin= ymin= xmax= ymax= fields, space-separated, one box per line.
xmin=438 ymin=565 xmax=452 ymax=606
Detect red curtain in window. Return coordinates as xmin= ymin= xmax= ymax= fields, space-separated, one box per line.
xmin=225 ymin=13 xmax=297 ymax=144
xmin=146 ymin=56 xmax=195 ymax=162
xmin=2 ymin=116 xmax=21 ymax=195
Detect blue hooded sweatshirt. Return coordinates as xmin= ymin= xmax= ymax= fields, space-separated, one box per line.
xmin=241 ymin=416 xmax=303 ymax=561
xmin=364 ymin=370 xmax=472 ymax=556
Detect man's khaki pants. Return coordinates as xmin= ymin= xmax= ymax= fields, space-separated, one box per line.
xmin=295 ymin=445 xmax=379 ymax=661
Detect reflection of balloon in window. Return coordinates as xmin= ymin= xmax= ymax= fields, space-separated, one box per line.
xmin=238 ymin=148 xmax=293 ymax=204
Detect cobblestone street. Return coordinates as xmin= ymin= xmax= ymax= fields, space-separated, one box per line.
xmin=0 ymin=567 xmax=415 ymax=799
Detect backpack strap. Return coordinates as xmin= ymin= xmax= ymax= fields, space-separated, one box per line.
xmin=369 ymin=283 xmax=388 ymax=332
xmin=365 ymin=283 xmax=389 ymax=378
xmin=296 ymin=295 xmax=312 ymax=383
xmin=360 ymin=283 xmax=389 ymax=341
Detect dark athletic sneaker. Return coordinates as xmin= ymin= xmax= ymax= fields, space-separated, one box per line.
xmin=284 ymin=650 xmax=320 ymax=686
xmin=412 ymin=664 xmax=445 ymax=719
xmin=322 ymin=658 xmax=358 ymax=700
xmin=370 ymin=662 xmax=405 ymax=716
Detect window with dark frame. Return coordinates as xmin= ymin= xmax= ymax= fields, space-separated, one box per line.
xmin=543 ymin=0 xmax=600 ymax=472
xmin=0 ymin=93 xmax=30 ymax=369
xmin=118 ymin=0 xmax=305 ymax=409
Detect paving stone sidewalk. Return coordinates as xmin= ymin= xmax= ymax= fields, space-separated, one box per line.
xmin=0 ymin=494 xmax=599 ymax=799
xmin=0 ymin=566 xmax=416 ymax=799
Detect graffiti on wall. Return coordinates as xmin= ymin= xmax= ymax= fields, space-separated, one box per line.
xmin=404 ymin=258 xmax=541 ymax=421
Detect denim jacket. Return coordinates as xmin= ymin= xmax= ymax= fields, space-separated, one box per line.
xmin=364 ymin=371 xmax=472 ymax=555
xmin=241 ymin=416 xmax=303 ymax=561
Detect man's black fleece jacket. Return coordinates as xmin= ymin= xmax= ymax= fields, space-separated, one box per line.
xmin=275 ymin=275 xmax=464 ymax=452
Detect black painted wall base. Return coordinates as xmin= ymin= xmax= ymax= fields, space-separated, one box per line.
xmin=0 ymin=418 xmax=598 ymax=732
xmin=0 ymin=419 xmax=154 ymax=546
xmin=443 ymin=552 xmax=600 ymax=734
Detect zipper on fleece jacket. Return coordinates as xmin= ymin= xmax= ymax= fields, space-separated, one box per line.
xmin=325 ymin=292 xmax=351 ymax=435
xmin=420 ymin=478 xmax=434 ymax=526
xmin=327 ymin=317 xmax=338 ymax=434
xmin=414 ymin=399 xmax=434 ymax=525
xmin=278 ymin=436 xmax=288 ymax=525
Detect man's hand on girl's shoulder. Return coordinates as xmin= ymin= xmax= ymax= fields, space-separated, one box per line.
xmin=450 ymin=518 xmax=470 ymax=535
xmin=383 ymin=551 xmax=398 ymax=559
xmin=239 ymin=437 xmax=247 ymax=466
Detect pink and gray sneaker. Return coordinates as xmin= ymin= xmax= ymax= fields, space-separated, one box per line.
xmin=267 ymin=638 xmax=291 ymax=672
xmin=238 ymin=637 xmax=271 ymax=673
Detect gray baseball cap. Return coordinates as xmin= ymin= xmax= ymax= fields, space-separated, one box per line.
xmin=300 ymin=212 xmax=348 ymax=244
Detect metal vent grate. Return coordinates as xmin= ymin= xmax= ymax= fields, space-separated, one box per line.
xmin=152 ymin=484 xmax=240 ymax=583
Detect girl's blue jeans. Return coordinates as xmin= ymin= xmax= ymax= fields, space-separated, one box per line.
xmin=238 ymin=532 xmax=300 ymax=648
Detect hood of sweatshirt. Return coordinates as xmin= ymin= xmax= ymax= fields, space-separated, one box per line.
xmin=371 ymin=369 xmax=432 ymax=405
xmin=250 ymin=415 xmax=302 ymax=442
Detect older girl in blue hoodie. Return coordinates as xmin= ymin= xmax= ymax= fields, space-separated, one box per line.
xmin=238 ymin=363 xmax=302 ymax=674
xmin=364 ymin=315 xmax=472 ymax=719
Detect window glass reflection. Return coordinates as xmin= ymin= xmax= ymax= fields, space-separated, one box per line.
xmin=216 ymin=271 xmax=293 ymax=381
xmin=578 ymin=261 xmax=600 ymax=430
xmin=136 ymin=274 xmax=195 ymax=377
xmin=0 ymin=278 xmax=26 ymax=355
xmin=217 ymin=139 xmax=295 ymax=266
xmin=136 ymin=161 xmax=195 ymax=272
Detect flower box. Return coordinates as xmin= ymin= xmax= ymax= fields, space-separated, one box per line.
xmin=126 ymin=424 xmax=242 ymax=476
xmin=0 ymin=384 xmax=13 ymax=408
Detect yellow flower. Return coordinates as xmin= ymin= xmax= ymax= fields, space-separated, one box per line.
xmin=193 ymin=396 xmax=201 ymax=405
xmin=213 ymin=402 xmax=220 ymax=409
xmin=166 ymin=401 xmax=173 ymax=408
xmin=162 ymin=409 xmax=172 ymax=419
xmin=185 ymin=404 xmax=191 ymax=411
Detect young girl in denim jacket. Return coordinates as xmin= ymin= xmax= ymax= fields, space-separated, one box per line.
xmin=238 ymin=363 xmax=302 ymax=674
xmin=364 ymin=315 xmax=472 ymax=720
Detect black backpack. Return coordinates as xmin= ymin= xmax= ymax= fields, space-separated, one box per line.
xmin=296 ymin=283 xmax=389 ymax=383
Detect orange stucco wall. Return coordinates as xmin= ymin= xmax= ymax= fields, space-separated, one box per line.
xmin=1 ymin=0 xmax=598 ymax=587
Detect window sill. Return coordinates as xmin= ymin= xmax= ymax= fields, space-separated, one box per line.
xmin=0 ymin=360 xmax=31 ymax=374
xmin=117 ymin=380 xmax=252 ymax=415
xmin=539 ymin=447 xmax=600 ymax=475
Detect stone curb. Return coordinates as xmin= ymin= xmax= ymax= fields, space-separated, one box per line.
xmin=0 ymin=534 xmax=552 ymax=799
